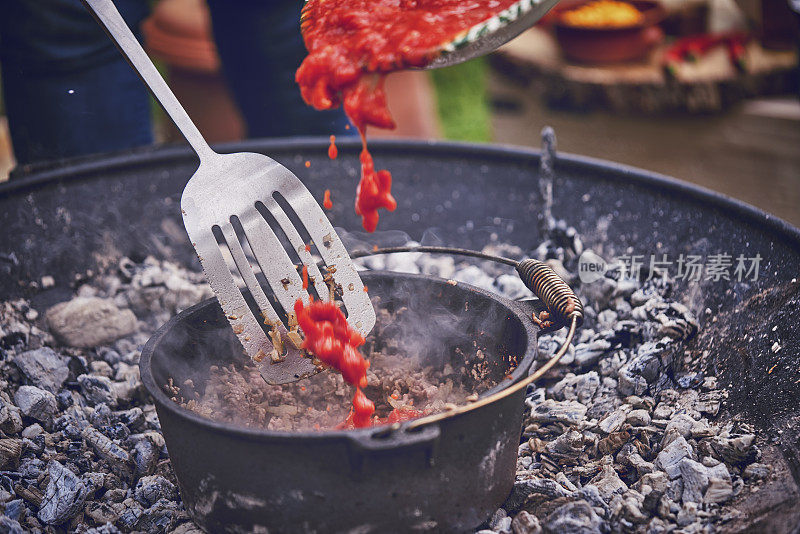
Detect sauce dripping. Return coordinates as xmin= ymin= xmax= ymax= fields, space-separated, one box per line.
xmin=323 ymin=189 xmax=333 ymax=209
xmin=297 ymin=0 xmax=517 ymax=232
xmin=294 ymin=298 xmax=375 ymax=427
xmin=328 ymin=135 xmax=338 ymax=159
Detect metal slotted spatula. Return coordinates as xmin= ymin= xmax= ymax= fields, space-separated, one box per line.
xmin=81 ymin=0 xmax=375 ymax=384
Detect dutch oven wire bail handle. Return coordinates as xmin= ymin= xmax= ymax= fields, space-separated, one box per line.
xmin=349 ymin=246 xmax=584 ymax=435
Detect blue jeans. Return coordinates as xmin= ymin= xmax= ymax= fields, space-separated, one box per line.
xmin=205 ymin=0 xmax=351 ymax=138
xmin=0 ymin=0 xmax=350 ymax=167
xmin=0 ymin=0 xmax=153 ymax=166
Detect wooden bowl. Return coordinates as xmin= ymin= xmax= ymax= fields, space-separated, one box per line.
xmin=552 ymin=0 xmax=666 ymax=63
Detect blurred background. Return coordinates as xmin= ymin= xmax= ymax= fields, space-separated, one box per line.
xmin=0 ymin=0 xmax=798 ymax=224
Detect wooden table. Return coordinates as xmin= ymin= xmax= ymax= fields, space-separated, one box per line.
xmin=492 ymin=27 xmax=798 ymax=113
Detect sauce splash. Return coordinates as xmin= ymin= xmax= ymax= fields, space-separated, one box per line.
xmin=297 ymin=0 xmax=517 ymax=232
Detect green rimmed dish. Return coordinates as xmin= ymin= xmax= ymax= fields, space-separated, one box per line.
xmin=301 ymin=0 xmax=561 ymax=70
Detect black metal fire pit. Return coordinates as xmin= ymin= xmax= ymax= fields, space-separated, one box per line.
xmin=1 ymin=137 xmax=799 ymax=532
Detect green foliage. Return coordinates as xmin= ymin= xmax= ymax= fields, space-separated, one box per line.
xmin=430 ymin=58 xmax=492 ymax=143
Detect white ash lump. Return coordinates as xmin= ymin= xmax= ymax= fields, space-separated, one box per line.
xmin=0 ymin=257 xmax=205 ymax=532
xmin=0 ymin=240 xmax=770 ymax=533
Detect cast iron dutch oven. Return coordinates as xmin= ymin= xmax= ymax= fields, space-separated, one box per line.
xmin=140 ymin=268 xmax=568 ymax=533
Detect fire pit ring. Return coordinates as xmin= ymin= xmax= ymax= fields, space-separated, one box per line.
xmin=141 ymin=270 xmax=554 ymax=533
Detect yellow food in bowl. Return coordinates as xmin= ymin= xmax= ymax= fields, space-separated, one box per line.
xmin=560 ymin=0 xmax=644 ymax=28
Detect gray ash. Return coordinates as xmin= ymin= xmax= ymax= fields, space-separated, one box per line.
xmin=0 ymin=230 xmax=774 ymax=533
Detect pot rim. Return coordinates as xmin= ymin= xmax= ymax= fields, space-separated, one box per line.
xmin=139 ymin=270 xmax=539 ymax=442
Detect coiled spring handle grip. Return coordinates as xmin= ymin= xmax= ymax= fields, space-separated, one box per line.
xmin=350 ymin=246 xmax=583 ymax=328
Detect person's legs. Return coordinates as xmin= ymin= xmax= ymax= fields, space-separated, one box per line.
xmin=0 ymin=0 xmax=153 ymax=166
xmin=205 ymin=0 xmax=352 ymax=138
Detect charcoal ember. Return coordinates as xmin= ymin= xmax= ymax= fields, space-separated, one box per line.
xmin=549 ymin=372 xmax=599 ymax=404
xmin=88 ymin=361 xmax=114 ymax=379
xmin=0 ymin=516 xmax=25 ymax=534
xmin=493 ymin=515 xmax=512 ymax=534
xmin=495 ymin=274 xmax=531 ymax=300
xmin=527 ymin=399 xmax=587 ymax=426
xmin=704 ymin=476 xmax=733 ymax=504
xmin=489 ymin=508 xmax=508 ymax=530
xmin=11 ymin=348 xmax=69 ymax=393
xmin=82 ymin=472 xmax=106 ymax=498
xmin=131 ymin=438 xmax=159 ymax=478
xmin=81 ymin=426 xmax=131 ymax=475
xmin=617 ymin=444 xmax=655 ymax=478
xmin=626 ymin=410 xmax=651 ymax=427
xmin=115 ymin=407 xmax=145 ymax=432
xmin=661 ymin=414 xmax=702 ymax=447
xmin=134 ymin=475 xmax=177 ymax=507
xmin=20 ymin=423 xmax=43 ymax=439
xmin=677 ymin=459 xmax=709 ymax=503
xmin=709 ymin=433 xmax=758 ymax=465
xmin=69 ymin=354 xmax=90 ymax=381
xmin=56 ymin=390 xmax=75 ymax=411
xmin=134 ymin=498 xmax=182 ymax=532
xmin=675 ymin=501 xmax=699 ymax=527
xmin=505 ymin=478 xmax=572 ymax=512
xmin=13 ymin=386 xmax=57 ymax=426
xmin=98 ymin=348 xmax=123 ymax=366
xmin=610 ymin=490 xmax=649 ymax=526
xmin=590 ymin=465 xmax=628 ymax=502
xmin=116 ymin=498 xmax=144 ymax=530
xmin=2 ymin=499 xmax=25 ymax=521
xmin=0 ymin=439 xmax=22 ymax=470
xmin=84 ymin=500 xmax=123 ymax=525
xmin=37 ymin=460 xmax=89 ymax=525
xmin=14 ymin=482 xmax=43 ymax=508
xmin=635 ymin=471 xmax=670 ymax=496
xmin=101 ymin=423 xmax=131 ymax=442
xmin=542 ymin=500 xmax=606 ymax=534
xmin=45 ymin=297 xmax=137 ymax=348
xmin=113 ymin=363 xmax=143 ymax=402
xmin=695 ymin=390 xmax=723 ymax=417
xmin=0 ymin=397 xmax=23 ymax=435
xmin=511 ymin=510 xmax=542 ymax=534
xmin=655 ymin=437 xmax=693 ymax=479
xmin=18 ymin=457 xmax=45 ymax=480
xmin=545 ymin=430 xmax=584 ymax=463
xmin=103 ymin=473 xmax=127 ymax=492
xmin=573 ymin=340 xmax=612 ymax=368
xmin=617 ymin=340 xmax=672 ymax=396
xmin=78 ymin=375 xmax=118 ymax=407
xmin=598 ymin=406 xmax=631 ymax=434
xmin=89 ymin=404 xmax=113 ymax=427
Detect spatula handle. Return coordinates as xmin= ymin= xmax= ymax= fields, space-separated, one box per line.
xmin=80 ymin=0 xmax=215 ymax=162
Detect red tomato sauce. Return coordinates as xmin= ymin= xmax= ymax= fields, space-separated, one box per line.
xmin=294 ymin=298 xmax=428 ymax=428
xmin=323 ymin=189 xmax=333 ymax=209
xmin=296 ymin=0 xmax=516 ymax=232
xmin=328 ymin=135 xmax=338 ymax=159
xmin=294 ymin=298 xmax=375 ymax=427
